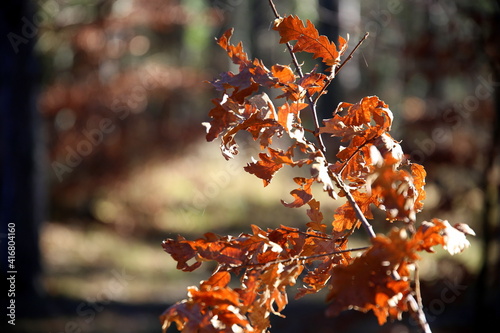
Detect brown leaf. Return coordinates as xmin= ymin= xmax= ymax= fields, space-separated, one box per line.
xmin=296 ymin=239 xmax=351 ymax=298
xmin=210 ymin=30 xmax=277 ymax=104
xmin=411 ymin=163 xmax=426 ymax=212
xmin=244 ymin=148 xmax=292 ymax=186
xmin=326 ymin=228 xmax=416 ymax=325
xmin=160 ymin=284 xmax=251 ymax=333
xmin=273 ymin=15 xmax=347 ymax=69
xmin=424 ymin=219 xmax=474 ymax=255
xmin=333 ymin=190 xmax=376 ymax=232
xmin=162 ymin=236 xmax=202 ymax=272
xmin=306 ymin=199 xmax=326 ymax=232
xmin=321 ymin=96 xmax=393 ymax=144
xmin=277 ymin=71 xmax=327 ymax=101
xmin=281 ymin=177 xmax=315 ymax=208
xmin=203 ymin=95 xmax=241 ymax=143
xmin=217 ymin=28 xmax=250 ymax=67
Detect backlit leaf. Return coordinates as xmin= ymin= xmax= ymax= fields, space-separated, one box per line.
xmin=281 ymin=177 xmax=315 ymax=208
xmin=273 ymin=15 xmax=348 ymax=69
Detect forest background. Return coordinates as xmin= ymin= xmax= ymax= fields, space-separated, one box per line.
xmin=1 ymin=0 xmax=499 ymax=332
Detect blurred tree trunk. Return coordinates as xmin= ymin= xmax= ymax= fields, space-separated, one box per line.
xmin=475 ymin=1 xmax=500 ymax=326
xmin=317 ymin=0 xmax=340 ymax=118
xmin=0 ymin=0 xmax=44 ymax=314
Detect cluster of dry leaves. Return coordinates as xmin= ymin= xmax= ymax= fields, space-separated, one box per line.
xmin=160 ymin=12 xmax=474 ymax=333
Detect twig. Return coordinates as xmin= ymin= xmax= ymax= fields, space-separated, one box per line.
xmin=415 ymin=263 xmax=423 ymax=308
xmin=238 ymin=246 xmax=369 ymax=267
xmin=268 ymin=0 xmax=326 ymax=155
xmin=268 ymin=0 xmax=376 ymax=241
xmin=266 ymin=4 xmax=430 ymax=331
xmin=408 ymin=294 xmax=433 ymax=333
xmin=313 ymin=32 xmax=369 ymax=105
xmin=393 ymin=264 xmax=432 ymax=333
xmin=329 ymin=170 xmax=377 ymax=239
xmin=297 ymin=246 xmax=368 ymax=261
xmin=335 ymin=32 xmax=369 ymax=76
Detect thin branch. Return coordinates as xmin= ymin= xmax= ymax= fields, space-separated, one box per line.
xmin=297 ymin=246 xmax=368 ymax=261
xmin=265 ymin=6 xmax=430 ymax=331
xmin=394 ymin=265 xmax=432 ymax=333
xmin=408 ymin=294 xmax=433 ymax=333
xmin=268 ymin=0 xmax=375 ymax=239
xmin=414 ymin=263 xmax=423 ymax=308
xmin=331 ymin=170 xmax=377 ymax=239
xmin=237 ymin=246 xmax=369 ymax=267
xmin=268 ymin=0 xmax=326 ymax=155
xmin=335 ymin=32 xmax=369 ymax=76
xmin=313 ymin=32 xmax=369 ymax=105
xmin=296 ymin=230 xmax=335 ymax=240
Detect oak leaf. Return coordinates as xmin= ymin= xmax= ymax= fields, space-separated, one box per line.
xmin=418 ymin=219 xmax=475 ymax=255
xmin=273 ymin=15 xmax=348 ymax=69
xmin=305 ymin=199 xmax=326 ymax=232
xmin=281 ymin=177 xmax=315 ymax=208
xmin=333 ymin=190 xmax=376 ymax=232
xmin=326 ymin=228 xmax=416 ymax=324
xmin=244 ymin=148 xmax=294 ymax=186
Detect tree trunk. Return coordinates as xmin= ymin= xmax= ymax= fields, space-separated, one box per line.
xmin=1 ymin=0 xmax=45 ymax=319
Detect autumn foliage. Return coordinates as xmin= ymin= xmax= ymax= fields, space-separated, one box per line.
xmin=160 ymin=5 xmax=474 ymax=333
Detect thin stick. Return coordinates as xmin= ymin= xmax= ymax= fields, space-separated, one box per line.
xmin=266 ymin=3 xmax=431 ymax=332
xmin=330 ymin=170 xmax=377 ymax=238
xmin=238 ymin=246 xmax=369 ymax=267
xmin=335 ymin=32 xmax=369 ymax=76
xmin=313 ymin=32 xmax=369 ymax=105
xmin=268 ymin=0 xmax=327 ymax=155
xmin=415 ymin=263 xmax=423 ymax=308
xmin=268 ymin=0 xmax=375 ymax=239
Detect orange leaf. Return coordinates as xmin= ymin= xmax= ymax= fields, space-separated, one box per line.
xmin=412 ymin=219 xmax=446 ymax=253
xmin=217 ymin=28 xmax=250 ymax=67
xmin=273 ymin=15 xmax=347 ymax=68
xmin=281 ymin=177 xmax=314 ymax=208
xmin=333 ymin=191 xmax=375 ymax=232
xmin=326 ymin=228 xmax=415 ymax=324
xmin=306 ymin=199 xmax=326 ymax=232
xmin=411 ymin=163 xmax=426 ymax=212
xmin=417 ymin=219 xmax=474 ymax=255
xmin=244 ymin=148 xmax=293 ymax=186
xmin=277 ymin=102 xmax=308 ymax=132
xmin=271 ymin=64 xmax=296 ymax=84
xmin=200 ymin=271 xmax=231 ymax=291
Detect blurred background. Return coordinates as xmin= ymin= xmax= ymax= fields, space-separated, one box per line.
xmin=1 ymin=0 xmax=499 ymax=332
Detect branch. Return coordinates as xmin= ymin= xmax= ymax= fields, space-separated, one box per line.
xmin=265 ymin=5 xmax=431 ymax=332
xmin=268 ymin=0 xmax=376 ymax=240
xmin=238 ymin=246 xmax=369 ymax=267
xmin=329 ymin=170 xmax=377 ymax=239
xmin=268 ymin=0 xmax=326 ymax=155
xmin=313 ymin=32 xmax=369 ymax=105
